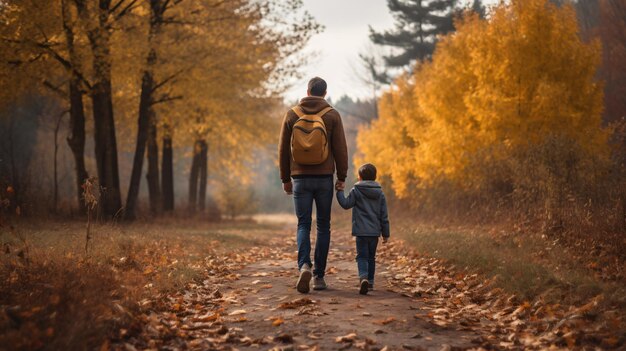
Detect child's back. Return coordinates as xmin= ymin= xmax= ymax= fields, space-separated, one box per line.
xmin=336 ymin=164 xmax=390 ymax=295
xmin=336 ymin=181 xmax=390 ymax=238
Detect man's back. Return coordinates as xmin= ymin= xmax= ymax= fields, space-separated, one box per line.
xmin=278 ymin=96 xmax=348 ymax=183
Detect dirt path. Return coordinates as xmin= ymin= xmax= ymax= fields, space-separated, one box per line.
xmin=125 ymin=220 xmax=620 ymax=350
xmin=216 ymin=241 xmax=481 ymax=350
xmin=190 ymin=222 xmax=484 ymax=351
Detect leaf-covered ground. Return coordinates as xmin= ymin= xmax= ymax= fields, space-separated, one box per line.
xmin=115 ymin=219 xmax=624 ymax=350
xmin=1 ymin=216 xmax=623 ymax=350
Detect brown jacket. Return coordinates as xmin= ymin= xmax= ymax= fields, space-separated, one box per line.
xmin=278 ymin=96 xmax=348 ymax=183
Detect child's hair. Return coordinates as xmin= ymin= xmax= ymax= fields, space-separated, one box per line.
xmin=358 ymin=163 xmax=377 ymax=181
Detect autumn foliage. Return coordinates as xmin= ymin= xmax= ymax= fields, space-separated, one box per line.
xmin=357 ymin=0 xmax=624 ymax=234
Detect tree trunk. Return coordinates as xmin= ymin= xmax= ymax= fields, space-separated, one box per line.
xmin=124 ymin=66 xmax=154 ymax=220
xmin=161 ymin=130 xmax=174 ymax=212
xmin=198 ymin=140 xmax=208 ymax=211
xmin=87 ymin=1 xmax=122 ymax=219
xmin=124 ymin=0 xmax=168 ymax=219
xmin=188 ymin=140 xmax=202 ymax=212
xmin=53 ymin=111 xmax=64 ymax=214
xmin=146 ymin=109 xmax=161 ymax=215
xmin=66 ymin=80 xmax=89 ymax=214
xmin=62 ymin=0 xmax=88 ymax=214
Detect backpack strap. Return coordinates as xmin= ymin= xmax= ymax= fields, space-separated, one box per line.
xmin=314 ymin=107 xmax=333 ymax=118
xmin=291 ymin=106 xmax=333 ymax=119
xmin=291 ymin=106 xmax=306 ymax=118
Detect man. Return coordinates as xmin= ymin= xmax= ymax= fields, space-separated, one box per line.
xmin=278 ymin=77 xmax=348 ymax=293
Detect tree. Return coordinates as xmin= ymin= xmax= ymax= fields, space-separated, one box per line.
xmin=358 ymin=0 xmax=610 ymax=227
xmin=355 ymin=48 xmax=388 ymax=115
xmin=125 ymin=0 xmax=170 ymax=220
xmin=160 ymin=124 xmax=174 ymax=212
xmin=598 ymin=0 xmax=626 ymax=124
xmin=0 ymin=0 xmax=91 ymax=213
xmin=369 ymin=0 xmax=457 ymax=73
xmin=61 ymin=0 xmax=90 ymax=214
xmin=74 ymin=0 xmax=137 ymax=219
xmin=471 ymin=0 xmax=486 ymax=18
xmin=122 ymin=0 xmax=319 ymax=220
xmin=1 ymin=0 xmax=319 ymax=220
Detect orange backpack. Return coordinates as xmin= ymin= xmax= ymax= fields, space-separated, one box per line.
xmin=290 ymin=106 xmax=333 ymax=165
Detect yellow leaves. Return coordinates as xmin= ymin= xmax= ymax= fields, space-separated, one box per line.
xmin=358 ymin=0 xmax=608 ymax=198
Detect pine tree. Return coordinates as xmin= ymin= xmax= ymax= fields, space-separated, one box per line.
xmin=369 ymin=0 xmax=456 ymax=70
xmin=471 ymin=0 xmax=486 ymax=18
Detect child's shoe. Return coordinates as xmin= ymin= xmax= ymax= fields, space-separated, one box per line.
xmin=359 ymin=279 xmax=369 ymax=295
xmin=313 ymin=276 xmax=327 ymax=290
xmin=368 ymin=280 xmax=374 ymax=291
xmin=296 ymin=264 xmax=312 ymax=293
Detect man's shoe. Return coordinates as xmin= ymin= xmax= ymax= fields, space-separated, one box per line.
xmin=359 ymin=279 xmax=369 ymax=295
xmin=313 ymin=276 xmax=327 ymax=290
xmin=368 ymin=281 xmax=374 ymax=291
xmin=296 ymin=264 xmax=312 ymax=293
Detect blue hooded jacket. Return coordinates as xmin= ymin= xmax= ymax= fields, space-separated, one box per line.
xmin=336 ymin=181 xmax=390 ymax=237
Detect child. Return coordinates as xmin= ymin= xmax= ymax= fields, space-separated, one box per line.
xmin=336 ymin=163 xmax=390 ymax=295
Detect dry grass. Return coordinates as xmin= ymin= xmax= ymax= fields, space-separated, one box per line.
xmin=394 ymin=219 xmax=626 ymax=311
xmin=0 ymin=217 xmax=286 ymax=350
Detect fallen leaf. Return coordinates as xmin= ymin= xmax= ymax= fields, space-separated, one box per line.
xmin=279 ymin=298 xmax=315 ymax=309
xmin=229 ymin=309 xmax=247 ymax=316
xmin=335 ymin=333 xmax=357 ymax=343
xmin=375 ymin=317 xmax=396 ymax=325
xmin=307 ymin=332 xmax=321 ymax=340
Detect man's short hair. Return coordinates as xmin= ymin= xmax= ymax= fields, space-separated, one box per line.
xmin=358 ymin=163 xmax=377 ymax=181
xmin=308 ymin=77 xmax=327 ymax=97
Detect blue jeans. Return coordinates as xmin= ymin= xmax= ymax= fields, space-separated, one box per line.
xmin=293 ymin=177 xmax=333 ymax=278
xmin=356 ymin=236 xmax=379 ymax=282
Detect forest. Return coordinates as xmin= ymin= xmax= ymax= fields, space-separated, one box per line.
xmin=0 ymin=0 xmax=624 ymax=350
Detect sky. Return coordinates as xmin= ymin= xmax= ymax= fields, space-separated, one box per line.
xmin=284 ymin=0 xmax=500 ymax=102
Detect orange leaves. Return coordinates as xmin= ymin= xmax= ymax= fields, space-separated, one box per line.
xmin=375 ymin=317 xmax=396 ymax=325
xmin=265 ymin=315 xmax=285 ymax=327
xmin=278 ymin=298 xmax=315 ymax=309
xmin=357 ymin=0 xmax=608 ymax=200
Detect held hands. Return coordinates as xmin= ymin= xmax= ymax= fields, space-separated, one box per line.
xmin=382 ymin=237 xmax=389 ymax=244
xmin=335 ymin=180 xmax=345 ymax=192
xmin=283 ymin=181 xmax=293 ymax=195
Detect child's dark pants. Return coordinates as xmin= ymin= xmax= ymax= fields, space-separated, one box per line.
xmin=355 ymin=236 xmax=379 ymax=282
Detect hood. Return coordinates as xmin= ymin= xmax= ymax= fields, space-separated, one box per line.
xmin=354 ymin=181 xmax=383 ymax=200
xmin=298 ymin=96 xmax=332 ymax=115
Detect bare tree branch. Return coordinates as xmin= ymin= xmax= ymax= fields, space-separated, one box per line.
xmin=152 ymin=94 xmax=183 ymax=105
